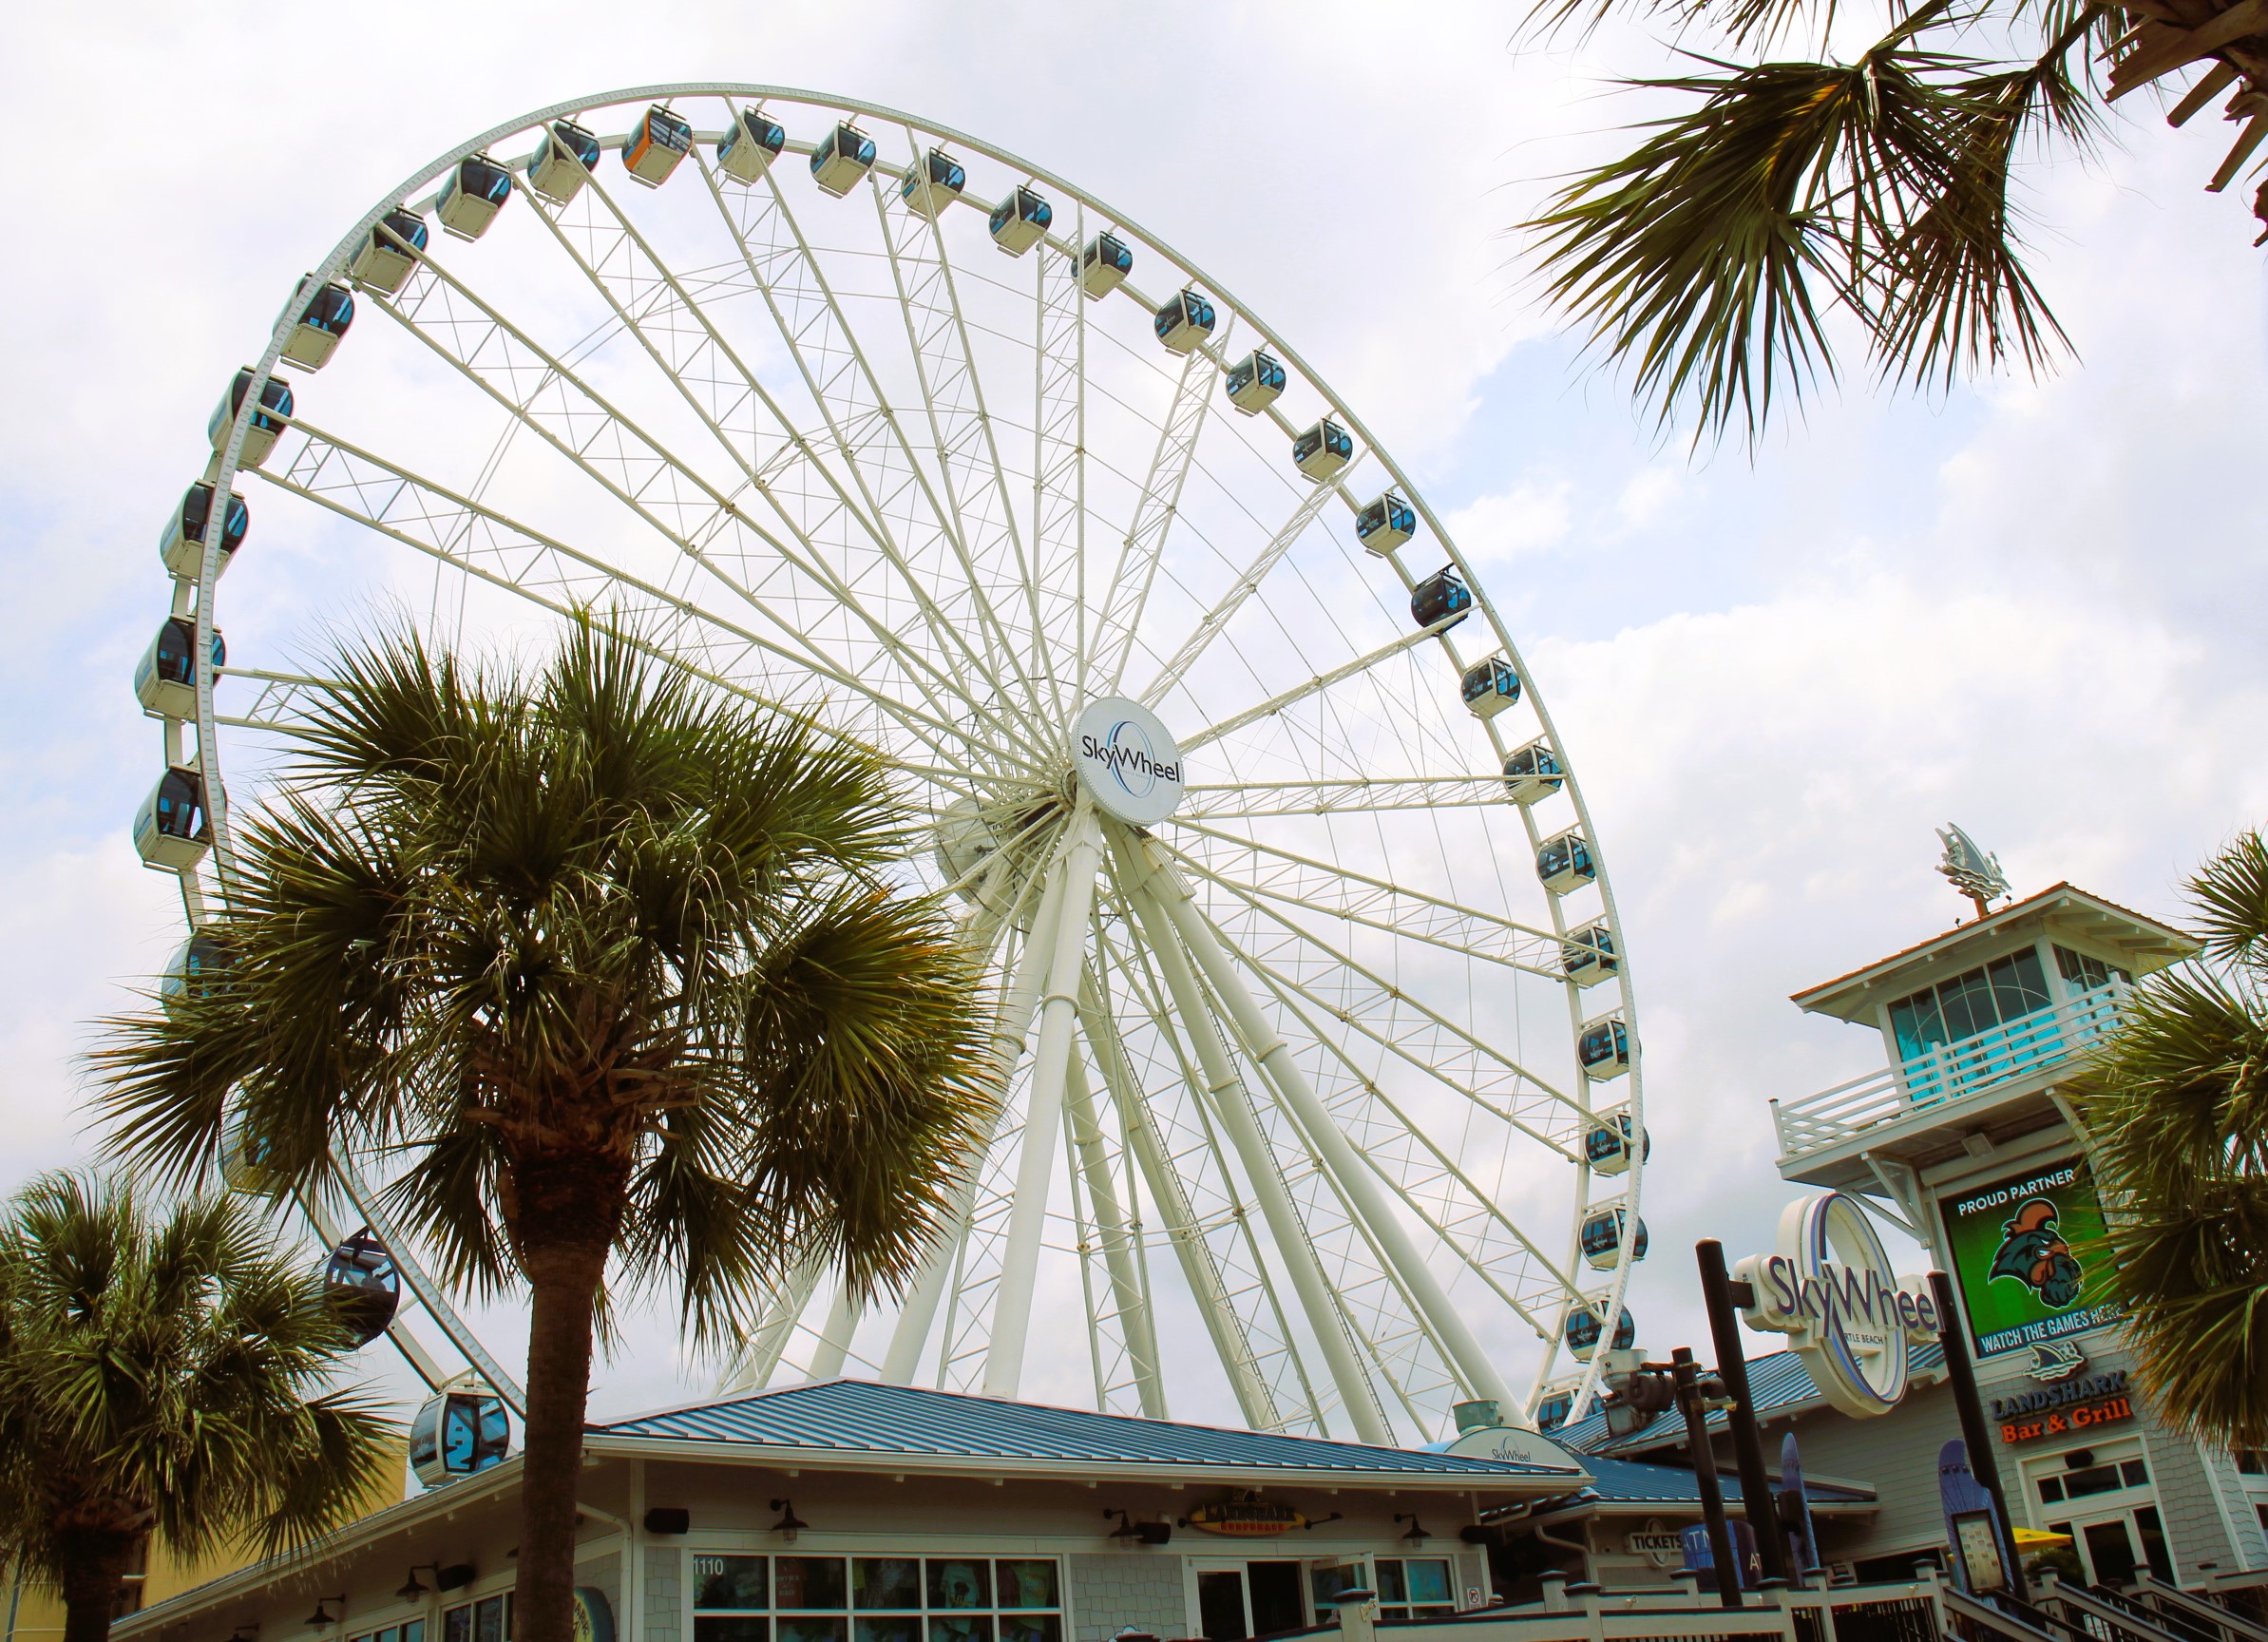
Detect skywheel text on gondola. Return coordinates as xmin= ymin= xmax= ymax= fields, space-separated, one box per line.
xmin=153 ymin=85 xmax=1649 ymax=1452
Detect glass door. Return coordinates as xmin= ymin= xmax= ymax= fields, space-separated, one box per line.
xmin=1190 ymin=1560 xmax=1309 ymax=1640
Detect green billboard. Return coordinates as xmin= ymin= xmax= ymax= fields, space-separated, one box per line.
xmin=1939 ymin=1158 xmax=2121 ymax=1358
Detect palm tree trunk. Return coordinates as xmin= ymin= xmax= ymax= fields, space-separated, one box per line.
xmin=57 ymin=1534 xmax=134 ymax=1642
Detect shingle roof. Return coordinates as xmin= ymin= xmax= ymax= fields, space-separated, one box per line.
xmin=595 ymin=1378 xmax=1585 ymax=1479
xmin=1549 ymin=1341 xmax=1946 ymax=1457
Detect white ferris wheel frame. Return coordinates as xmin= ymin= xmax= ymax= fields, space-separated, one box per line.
xmin=177 ymin=82 xmax=1648 ymax=1440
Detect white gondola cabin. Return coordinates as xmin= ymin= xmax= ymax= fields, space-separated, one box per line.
xmin=346 ymin=208 xmax=428 ymax=296
xmin=1585 ymin=1111 xmax=1649 ymax=1176
xmin=1534 ymin=1380 xmax=1581 ymax=1432
xmin=1578 ymin=1010 xmax=1630 ymax=1081
xmin=134 ymin=766 xmax=209 ymax=870
xmin=135 ymin=617 xmax=223 ymax=720
xmin=1080 ymin=232 xmax=1133 ymax=297
xmin=206 ymin=370 xmax=293 ymax=468
xmin=323 ymin=1228 xmax=401 ymax=1348
xmin=1291 ymin=419 xmax=1353 ymax=481
xmin=901 ymin=148 xmax=967 ymax=218
xmin=1501 ymin=738 xmax=1562 ymax=805
xmin=525 ymin=118 xmax=601 ymax=203
xmin=1580 ymin=1208 xmax=1649 ymax=1270
xmin=988 ymin=185 xmax=1053 ymax=255
xmin=1460 ymin=655 xmax=1520 ymax=717
xmin=717 ymin=107 xmax=786 ymax=183
xmin=1564 ymin=1303 xmax=1635 ymax=1362
xmin=1561 ymin=919 xmax=1618 ymax=987
xmin=278 ymin=277 xmax=354 ymax=371
xmin=410 ymin=1378 xmax=512 ymax=1489
xmin=1409 ymin=565 xmax=1471 ymax=628
xmin=1154 ymin=289 xmax=1215 ymax=353
xmin=437 ymin=155 xmax=512 ymax=239
xmin=1355 ymin=492 xmax=1416 ymax=556
xmin=623 ymin=106 xmax=693 ymax=186
xmin=160 ymin=482 xmax=248 ymax=579
xmin=810 ymin=122 xmax=877 ymax=195
xmin=1225 ymin=349 xmax=1285 ymax=413
xmin=160 ymin=930 xmax=226 ymax=1005
xmin=1536 ymin=827 xmax=1595 ymax=895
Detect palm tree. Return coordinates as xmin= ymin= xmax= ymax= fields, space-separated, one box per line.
xmin=2075 ymin=830 xmax=2268 ymax=1449
xmin=0 ymin=1173 xmax=395 ymax=1642
xmin=92 ymin=617 xmax=1001 ymax=1642
xmin=1520 ymin=0 xmax=2268 ymax=442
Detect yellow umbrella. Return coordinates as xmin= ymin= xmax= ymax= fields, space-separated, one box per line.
xmin=2013 ymin=1528 xmax=2074 ymax=1548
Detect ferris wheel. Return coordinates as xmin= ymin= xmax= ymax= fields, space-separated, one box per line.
xmin=141 ymin=84 xmax=1649 ymax=1453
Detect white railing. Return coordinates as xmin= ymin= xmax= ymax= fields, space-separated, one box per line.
xmin=1772 ymin=983 xmax=2129 ymax=1164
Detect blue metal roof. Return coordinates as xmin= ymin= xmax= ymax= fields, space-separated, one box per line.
xmin=596 ymin=1378 xmax=1584 ymax=1478
xmin=1551 ymin=1453 xmax=1875 ymax=1509
xmin=1551 ymin=1340 xmax=1947 ymax=1457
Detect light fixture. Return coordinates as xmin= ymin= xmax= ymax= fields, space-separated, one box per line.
xmin=396 ymin=1566 xmax=439 ymax=1604
xmin=1395 ymin=1513 xmax=1430 ymax=1545
xmin=769 ymin=1499 xmax=809 ymax=1543
xmin=304 ymin=1597 xmax=347 ymax=1631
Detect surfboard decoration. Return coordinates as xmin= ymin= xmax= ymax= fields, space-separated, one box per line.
xmin=1780 ymin=1432 xmax=1821 ymax=1577
xmin=1938 ymin=1440 xmax=2011 ymax=1595
xmin=1185 ymin=1496 xmax=1308 ymax=1537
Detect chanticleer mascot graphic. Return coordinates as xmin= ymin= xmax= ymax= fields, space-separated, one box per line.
xmin=1988 ymin=1196 xmax=2085 ymax=1309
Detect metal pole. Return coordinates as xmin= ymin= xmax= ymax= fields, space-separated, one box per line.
xmin=1673 ymin=1347 xmax=1743 ymax=1610
xmin=1697 ymin=1240 xmax=1793 ymax=1585
xmin=1929 ymin=1270 xmax=2027 ymax=1603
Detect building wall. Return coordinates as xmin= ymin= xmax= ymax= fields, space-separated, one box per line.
xmin=644 ymin=1545 xmax=682 ymax=1642
xmin=1065 ymin=1554 xmax=1183 ymax=1642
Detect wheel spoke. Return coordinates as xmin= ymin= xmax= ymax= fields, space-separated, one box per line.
xmin=1091 ymin=339 xmax=1223 ymax=693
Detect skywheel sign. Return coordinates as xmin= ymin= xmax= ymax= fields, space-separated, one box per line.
xmin=1736 ymin=1193 xmax=1942 ymax=1418
xmin=1071 ymin=697 xmax=1187 ymax=826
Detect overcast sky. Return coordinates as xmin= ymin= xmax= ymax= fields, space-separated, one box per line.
xmin=3 ymin=3 xmax=2263 ymax=1428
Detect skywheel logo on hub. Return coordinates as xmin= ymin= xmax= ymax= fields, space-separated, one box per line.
xmin=1070 ymin=697 xmax=1187 ymax=827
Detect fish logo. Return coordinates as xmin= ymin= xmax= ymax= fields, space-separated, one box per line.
xmin=1989 ymin=1196 xmax=2084 ymax=1310
xmin=2026 ymin=1341 xmax=2086 ymax=1382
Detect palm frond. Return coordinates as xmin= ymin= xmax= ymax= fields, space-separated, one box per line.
xmin=2186 ymin=828 xmax=2268 ymax=964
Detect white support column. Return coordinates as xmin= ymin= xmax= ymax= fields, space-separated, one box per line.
xmin=806 ymin=1286 xmax=861 ymax=1380
xmin=983 ymin=805 xmax=1105 ymax=1397
xmin=881 ymin=844 xmax=1074 ymax=1383
xmin=1115 ymin=850 xmax=1392 ymax=1443
xmin=1141 ymin=843 xmax=1522 ymax=1416
xmin=1064 ymin=1048 xmax=1166 ymax=1417
xmin=627 ymin=1458 xmax=645 ymax=1642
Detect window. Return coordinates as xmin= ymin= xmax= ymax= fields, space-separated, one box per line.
xmin=354 ymin=1625 xmax=429 ymax=1642
xmin=692 ymin=1557 xmax=1060 ymax=1642
xmin=2052 ymin=945 xmax=2128 ymax=993
xmin=2038 ymin=1477 xmax=2066 ymax=1503
xmin=2236 ymin=1450 xmax=2267 ymax=1477
xmin=2063 ymin=1463 xmax=2131 ymax=1499
xmin=1888 ymin=949 xmax=2050 ymax=1063
xmin=1375 ymin=1558 xmax=1455 ymax=1622
xmin=442 ymin=1596 xmax=507 ymax=1642
xmin=1310 ymin=1562 xmax=1365 ymax=1614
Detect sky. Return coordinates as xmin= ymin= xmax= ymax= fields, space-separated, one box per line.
xmin=2 ymin=2 xmax=2263 ymax=1432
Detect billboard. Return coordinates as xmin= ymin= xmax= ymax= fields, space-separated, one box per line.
xmin=1938 ymin=1158 xmax=2121 ymax=1358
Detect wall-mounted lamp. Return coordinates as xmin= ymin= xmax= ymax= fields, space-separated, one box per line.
xmin=435 ymin=1568 xmax=477 ymax=1594
xmin=769 ymin=1499 xmax=809 ymax=1543
xmin=396 ymin=1566 xmax=440 ymax=1604
xmin=1395 ymin=1513 xmax=1430 ymax=1545
xmin=1103 ymin=1509 xmax=1172 ymax=1546
xmin=304 ymin=1597 xmax=348 ymax=1631
xmin=1301 ymin=1513 xmax=1344 ymax=1531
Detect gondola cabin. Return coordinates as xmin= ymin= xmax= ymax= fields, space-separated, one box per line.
xmin=159 ymin=930 xmax=227 ymax=1004
xmin=1584 ymin=1111 xmax=1648 ymax=1175
xmin=1291 ymin=418 xmax=1353 ymax=481
xmin=206 ymin=370 xmax=293 ymax=468
xmin=322 ymin=1228 xmax=402 ymax=1348
xmin=525 ymin=118 xmax=601 ymax=202
xmin=134 ymin=766 xmax=209 ymax=870
xmin=219 ymin=1117 xmax=279 ymax=1194
xmin=346 ymin=208 xmax=428 ymax=296
xmin=623 ymin=106 xmax=693 ymax=186
xmin=437 ymin=155 xmax=512 ymax=239
xmin=1224 ymin=349 xmax=1285 ymax=413
xmin=410 ymin=1379 xmax=512 ymax=1489
xmin=1536 ymin=827 xmax=1595 ymax=895
xmin=278 ymin=278 xmax=354 ymax=371
xmin=1080 ymin=232 xmax=1133 ymax=298
xmin=810 ymin=122 xmax=877 ymax=195
xmin=1578 ymin=1011 xmax=1630 ymax=1081
xmin=1459 ymin=655 xmax=1520 ymax=717
xmin=1534 ymin=1382 xmax=1579 ymax=1432
xmin=1561 ymin=919 xmax=1618 ymax=987
xmin=1153 ymin=289 xmax=1216 ymax=353
xmin=988 ymin=185 xmax=1053 ymax=255
xmin=1409 ymin=565 xmax=1471 ymax=628
xmin=901 ymin=148 xmax=967 ymax=218
xmin=1564 ymin=1303 xmax=1636 ymax=1362
xmin=1580 ymin=1208 xmax=1649 ymax=1270
xmin=717 ymin=107 xmax=787 ymax=183
xmin=1355 ymin=492 xmax=1416 ymax=556
xmin=159 ymin=483 xmax=248 ymax=579
xmin=135 ymin=617 xmax=224 ymax=720
xmin=1500 ymin=738 xmax=1563 ymax=806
